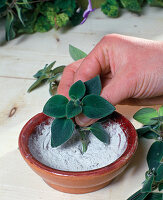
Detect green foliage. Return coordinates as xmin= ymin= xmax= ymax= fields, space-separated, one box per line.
xmin=101 ymin=0 xmax=119 ymax=18
xmin=69 ymin=80 xmax=86 ymax=100
xmin=85 ymin=75 xmax=102 ymax=95
xmin=28 ymin=61 xmax=65 ymax=94
xmin=90 ymin=122 xmax=110 ymax=143
xmin=69 ymin=44 xmax=87 ymax=61
xmin=34 ymin=15 xmax=52 ymax=32
xmin=43 ymin=75 xmax=115 ymax=151
xmin=43 ymin=95 xmax=68 ymax=118
xmin=129 ymin=106 xmax=163 ymax=200
xmin=51 ymin=118 xmax=74 ymax=147
xmin=155 ymin=163 xmax=163 ymax=182
xmin=148 ymin=0 xmax=163 ymax=7
xmin=66 ymin=100 xmax=82 ymax=118
xmin=55 ymin=13 xmax=69 ymax=28
xmin=127 ymin=189 xmax=149 ymax=200
xmin=147 ymin=141 xmax=163 ymax=170
xmin=133 ymin=108 xmax=158 ymax=125
xmin=82 ymin=94 xmax=115 ymax=118
xmin=141 ymin=174 xmax=154 ymax=193
xmin=120 ymin=0 xmax=142 ymax=13
xmin=5 ymin=11 xmax=15 ymax=41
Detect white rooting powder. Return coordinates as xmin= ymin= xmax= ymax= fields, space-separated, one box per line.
xmin=29 ymin=121 xmax=127 ymax=171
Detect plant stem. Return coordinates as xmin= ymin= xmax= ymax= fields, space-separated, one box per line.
xmin=79 ymin=129 xmax=88 ymax=153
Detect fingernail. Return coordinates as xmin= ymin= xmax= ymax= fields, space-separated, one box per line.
xmin=75 ymin=114 xmax=93 ymax=127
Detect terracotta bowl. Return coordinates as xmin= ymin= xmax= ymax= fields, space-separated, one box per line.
xmin=18 ymin=112 xmax=138 ymax=194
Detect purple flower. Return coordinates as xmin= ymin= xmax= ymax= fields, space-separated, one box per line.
xmin=81 ymin=0 xmax=96 ymax=24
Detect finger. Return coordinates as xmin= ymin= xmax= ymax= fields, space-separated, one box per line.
xmin=74 ymin=37 xmax=111 ymax=82
xmin=75 ymin=114 xmax=98 ymax=127
xmin=101 ymin=74 xmax=132 ymax=106
xmin=57 ymin=59 xmax=83 ymax=99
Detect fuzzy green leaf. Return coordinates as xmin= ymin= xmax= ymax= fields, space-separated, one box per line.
xmin=82 ymin=94 xmax=115 ymax=119
xmin=84 ymin=75 xmax=102 ymax=95
xmin=51 ymin=65 xmax=65 ymax=76
xmin=147 ymin=141 xmax=163 ymax=170
xmin=155 ymin=163 xmax=163 ymax=182
xmin=55 ymin=13 xmax=69 ymax=28
xmin=69 ymin=44 xmax=87 ymax=61
xmin=133 ymin=108 xmax=158 ymax=125
xmin=141 ymin=175 xmax=154 ymax=193
xmin=66 ymin=100 xmax=82 ymax=118
xmin=145 ymin=192 xmax=163 ymax=200
xmin=43 ymin=95 xmax=68 ymax=118
xmin=27 ymin=75 xmax=48 ymax=92
xmin=69 ymin=80 xmax=86 ymax=100
xmin=51 ymin=118 xmax=74 ymax=147
xmin=127 ymin=189 xmax=149 ymax=200
xmin=90 ymin=123 xmax=110 ymax=143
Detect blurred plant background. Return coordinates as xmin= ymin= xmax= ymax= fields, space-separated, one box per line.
xmin=0 ymin=0 xmax=163 ymax=41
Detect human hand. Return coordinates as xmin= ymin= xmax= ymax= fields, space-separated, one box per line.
xmin=58 ymin=34 xmax=163 ymax=126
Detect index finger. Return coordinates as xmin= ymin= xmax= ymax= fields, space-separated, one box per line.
xmin=57 ymin=59 xmax=83 ymax=99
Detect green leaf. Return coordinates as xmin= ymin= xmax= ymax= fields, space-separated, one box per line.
xmin=69 ymin=80 xmax=86 ymax=100
xmin=34 ymin=15 xmax=52 ymax=32
xmin=90 ymin=122 xmax=110 ymax=144
xmin=145 ymin=192 xmax=163 ymax=200
xmin=43 ymin=95 xmax=68 ymax=118
xmin=133 ymin=108 xmax=158 ymax=125
xmin=82 ymin=94 xmax=115 ymax=119
xmin=136 ymin=126 xmax=151 ymax=138
xmin=51 ymin=118 xmax=74 ymax=147
xmin=15 ymin=5 xmax=25 ymax=26
xmin=101 ymin=0 xmax=119 ymax=18
xmin=158 ymin=106 xmax=163 ymax=116
xmin=55 ymin=13 xmax=69 ymax=28
xmin=158 ymin=183 xmax=163 ymax=191
xmin=69 ymin=44 xmax=87 ymax=61
xmin=155 ymin=163 xmax=163 ymax=182
xmin=141 ymin=175 xmax=154 ymax=193
xmin=127 ymin=189 xmax=149 ymax=200
xmin=51 ymin=65 xmax=65 ymax=76
xmin=84 ymin=75 xmax=102 ymax=95
xmin=45 ymin=61 xmax=56 ymax=73
xmin=66 ymin=100 xmax=82 ymax=118
xmin=143 ymin=131 xmax=159 ymax=140
xmin=147 ymin=141 xmax=163 ymax=170
xmin=120 ymin=0 xmax=142 ymax=13
xmin=27 ymin=75 xmax=48 ymax=93
xmin=22 ymin=0 xmax=32 ymax=9
xmin=5 ymin=11 xmax=16 ymax=41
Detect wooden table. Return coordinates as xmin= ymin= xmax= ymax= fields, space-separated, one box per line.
xmin=0 ymin=6 xmax=163 ymax=200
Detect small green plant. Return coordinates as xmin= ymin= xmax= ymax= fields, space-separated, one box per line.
xmin=128 ymin=107 xmax=163 ymax=200
xmin=43 ymin=75 xmax=115 ymax=152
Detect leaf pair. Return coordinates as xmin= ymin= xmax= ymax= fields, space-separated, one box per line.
xmin=43 ymin=76 xmax=115 ymax=148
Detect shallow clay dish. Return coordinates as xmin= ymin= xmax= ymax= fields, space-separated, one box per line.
xmin=19 ymin=112 xmax=138 ymax=194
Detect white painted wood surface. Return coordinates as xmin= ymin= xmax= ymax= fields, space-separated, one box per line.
xmin=0 ymin=6 xmax=163 ymax=200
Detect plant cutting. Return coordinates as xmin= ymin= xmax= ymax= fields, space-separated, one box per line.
xmin=128 ymin=107 xmax=163 ymax=200
xmin=42 ymin=75 xmax=115 ymax=152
